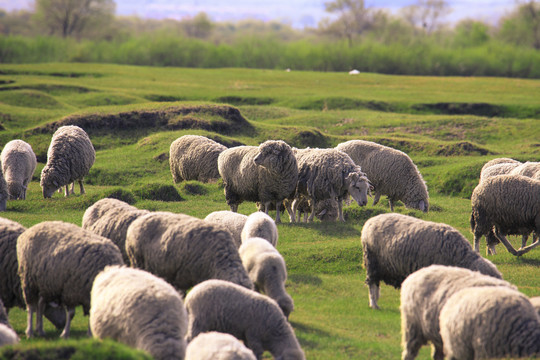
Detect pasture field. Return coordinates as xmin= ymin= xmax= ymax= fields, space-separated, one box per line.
xmin=0 ymin=63 xmax=539 ymax=359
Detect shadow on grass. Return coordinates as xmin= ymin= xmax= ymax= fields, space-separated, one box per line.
xmin=284 ymin=222 xmax=361 ymax=237
xmin=290 ymin=320 xmax=334 ymax=350
xmin=288 ymin=274 xmax=323 ymax=286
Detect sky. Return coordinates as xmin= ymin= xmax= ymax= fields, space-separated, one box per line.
xmin=2 ymin=0 xmax=521 ymax=28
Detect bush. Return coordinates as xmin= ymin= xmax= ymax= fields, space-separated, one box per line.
xmin=133 ymin=183 xmax=184 ymax=202
xmin=103 ymin=188 xmax=136 ymax=204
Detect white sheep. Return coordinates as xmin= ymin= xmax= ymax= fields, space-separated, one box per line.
xmin=0 ymin=217 xmax=67 ymax=330
xmin=185 ymin=279 xmax=305 ymax=360
xmin=470 ymin=174 xmax=540 ymax=256
xmin=400 ymin=265 xmax=514 ymax=360
xmin=90 ymin=265 xmax=188 ymax=360
xmin=0 ymin=140 xmax=37 ymax=200
xmin=0 ymin=300 xmax=17 ymax=347
xmin=185 ymin=332 xmax=256 ymax=360
xmin=479 ymin=161 xmax=521 ymax=181
xmin=480 ymin=157 xmax=521 ymax=174
xmin=293 ymin=148 xmax=370 ymax=222
xmin=40 ymin=125 xmax=95 ymax=198
xmin=509 ymin=161 xmax=540 ymax=180
xmin=361 ymin=213 xmax=502 ymax=309
xmin=239 ymin=237 xmax=294 ymax=318
xmin=204 ymin=210 xmax=248 ymax=247
xmin=218 ymin=140 xmax=298 ymax=223
xmin=291 ymin=197 xmax=339 ymax=223
xmin=0 ymin=168 xmax=7 ymax=212
xmin=17 ymin=221 xmax=124 ymax=338
xmin=440 ymin=286 xmax=540 ymax=360
xmin=336 ymin=140 xmax=428 ymax=212
xmin=82 ymin=198 xmax=150 ymax=263
xmin=126 ymin=211 xmax=253 ymax=292
xmin=170 ymin=135 xmax=227 ymax=183
xmin=240 ymin=211 xmax=278 ymax=247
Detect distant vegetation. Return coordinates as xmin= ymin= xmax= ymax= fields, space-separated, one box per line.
xmin=1 ymin=0 xmax=540 ymax=78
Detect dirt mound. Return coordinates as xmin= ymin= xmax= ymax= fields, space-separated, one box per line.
xmin=436 ymin=141 xmax=491 ymax=156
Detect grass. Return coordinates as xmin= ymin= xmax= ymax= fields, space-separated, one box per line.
xmin=0 ymin=63 xmax=539 ymax=359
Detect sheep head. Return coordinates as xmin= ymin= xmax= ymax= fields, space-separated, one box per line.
xmin=253 ymin=140 xmax=291 ymax=172
xmin=7 ymin=181 xmax=24 ymax=200
xmin=345 ymin=170 xmax=370 ymax=207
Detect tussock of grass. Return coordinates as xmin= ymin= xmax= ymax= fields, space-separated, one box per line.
xmin=133 ymin=183 xmax=184 ymax=202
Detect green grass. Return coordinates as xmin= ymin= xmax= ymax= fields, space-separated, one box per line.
xmin=0 ymin=63 xmax=539 ymax=359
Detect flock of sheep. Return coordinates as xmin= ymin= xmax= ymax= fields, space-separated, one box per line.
xmin=0 ymin=125 xmax=539 ymax=359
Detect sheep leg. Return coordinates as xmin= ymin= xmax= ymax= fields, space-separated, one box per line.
xmin=36 ymin=296 xmax=46 ymax=337
xmin=388 ymin=199 xmax=394 ymax=212
xmin=25 ymin=304 xmax=35 ymax=338
xmin=60 ymin=306 xmax=75 ymax=339
xmin=78 ymin=180 xmax=85 ymax=195
xmin=338 ymin=199 xmax=345 ymax=222
xmin=519 ymin=234 xmax=529 ymax=249
xmin=493 ymin=229 xmax=518 ymax=256
xmin=70 ymin=182 xmax=75 ymax=194
xmin=64 ymin=185 xmax=70 ymax=197
xmin=307 ymin=200 xmax=315 ymax=222
xmin=432 ymin=344 xmax=444 ymax=360
xmin=516 ymin=239 xmax=540 ymax=256
xmin=373 ymin=192 xmax=381 ymax=206
xmin=368 ymin=283 xmax=380 ymax=310
xmin=284 ymin=201 xmax=296 ymax=223
xmin=401 ymin=323 xmax=426 ymax=360
xmin=274 ymin=202 xmax=281 ymax=224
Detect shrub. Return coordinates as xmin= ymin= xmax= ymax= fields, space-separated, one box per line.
xmin=133 ymin=183 xmax=184 ymax=202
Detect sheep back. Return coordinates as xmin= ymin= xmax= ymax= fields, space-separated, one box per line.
xmin=90 ymin=265 xmax=188 ymax=360
xmin=204 ymin=210 xmax=248 ymax=248
xmin=509 ymin=161 xmax=540 ymax=180
xmin=185 ymin=279 xmax=304 ymax=360
xmin=440 ymin=286 xmax=540 ymax=360
xmin=126 ymin=212 xmax=253 ymax=291
xmin=17 ymin=221 xmax=124 ymax=315
xmin=240 ymin=211 xmax=278 ymax=247
xmin=480 ymin=157 xmax=521 ymax=174
xmin=40 ymin=125 xmax=95 ymax=198
xmin=185 ymin=332 xmax=256 ymax=360
xmin=0 ymin=140 xmax=37 ymax=200
xmin=82 ymin=198 xmax=150 ymax=263
xmin=169 ymin=135 xmax=227 ymax=183
xmin=479 ymin=162 xmax=521 ymax=181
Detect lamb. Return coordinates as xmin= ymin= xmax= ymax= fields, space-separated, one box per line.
xmin=240 ymin=211 xmax=278 ymax=247
xmin=292 ymin=148 xmax=370 ymax=222
xmin=0 ymin=217 xmax=67 ymax=330
xmin=336 ymin=140 xmax=428 ymax=212
xmin=400 ymin=265 xmax=514 ymax=360
xmin=204 ymin=210 xmax=248 ymax=247
xmin=17 ymin=221 xmax=124 ymax=338
xmin=185 ymin=332 xmax=256 ymax=360
xmin=218 ymin=140 xmax=298 ymax=223
xmin=239 ymin=237 xmax=294 ymax=318
xmin=82 ymin=198 xmax=150 ymax=263
xmin=509 ymin=161 xmax=540 ymax=180
xmin=40 ymin=125 xmax=95 ymax=198
xmin=291 ymin=197 xmax=339 ymax=223
xmin=0 ymin=140 xmax=37 ymax=200
xmin=0 ymin=300 xmax=18 ymax=347
xmin=170 ymin=135 xmax=227 ymax=183
xmin=470 ymin=174 xmax=540 ymax=256
xmin=90 ymin=266 xmax=188 ymax=360
xmin=126 ymin=211 xmax=253 ymax=292
xmin=361 ymin=213 xmax=502 ymax=310
xmin=439 ymin=286 xmax=540 ymax=360
xmin=185 ymin=279 xmax=305 ymax=360
xmin=479 ymin=161 xmax=521 ymax=181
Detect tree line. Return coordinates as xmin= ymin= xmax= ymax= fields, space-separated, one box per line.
xmin=0 ymin=0 xmax=539 ymax=78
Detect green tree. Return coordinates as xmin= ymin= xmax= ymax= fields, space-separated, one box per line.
xmin=498 ymin=0 xmax=540 ymax=49
xmin=34 ymin=0 xmax=116 ymax=38
xmin=181 ymin=12 xmax=214 ymax=39
xmin=322 ymin=0 xmax=371 ymax=46
xmin=400 ymin=0 xmax=450 ymax=34
xmin=454 ymin=19 xmax=491 ymax=47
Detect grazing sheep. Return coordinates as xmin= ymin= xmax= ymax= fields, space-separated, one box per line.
xmin=186 ymin=332 xmax=256 ymax=360
xmin=509 ymin=161 xmax=540 ymax=180
xmin=361 ymin=213 xmax=502 ymax=310
xmin=204 ymin=210 xmax=248 ymax=247
xmin=440 ymin=286 xmax=540 ymax=360
xmin=337 ymin=140 xmax=428 ymax=212
xmin=17 ymin=221 xmax=124 ymax=338
xmin=40 ymin=125 xmax=95 ymax=198
xmin=0 ymin=140 xmax=37 ymax=200
xmin=170 ymin=135 xmax=227 ymax=183
xmin=400 ymin=265 xmax=514 ymax=360
xmin=82 ymin=198 xmax=150 ymax=263
xmin=240 ymin=211 xmax=278 ymax=247
xmin=126 ymin=211 xmax=253 ymax=292
xmin=218 ymin=140 xmax=298 ymax=223
xmin=90 ymin=266 xmax=188 ymax=360
xmin=479 ymin=162 xmax=521 ymax=181
xmin=470 ymin=174 xmax=540 ymax=256
xmin=292 ymin=197 xmax=339 ymax=223
xmin=185 ymin=279 xmax=305 ymax=360
xmin=293 ymin=148 xmax=370 ymax=222
xmin=239 ymin=237 xmax=294 ymax=318
xmin=0 ymin=301 xmax=18 ymax=347
xmin=480 ymin=157 xmax=521 ymax=174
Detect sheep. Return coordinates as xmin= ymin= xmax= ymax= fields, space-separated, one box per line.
xmin=239 ymin=237 xmax=294 ymax=318
xmin=479 ymin=161 xmax=521 ymax=181
xmin=17 ymin=221 xmax=124 ymax=339
xmin=90 ymin=265 xmax=188 ymax=360
xmin=0 ymin=301 xmax=18 ymax=347
xmin=336 ymin=140 xmax=428 ymax=212
xmin=291 ymin=197 xmax=339 ymax=223
xmin=185 ymin=279 xmax=305 ymax=360
xmin=400 ymin=265 xmax=514 ymax=360
xmin=185 ymin=332 xmax=256 ymax=360
xmin=40 ymin=125 xmax=95 ymax=198
xmin=0 ymin=140 xmax=37 ymax=200
xmin=531 ymin=296 xmax=540 ymax=317
xmin=470 ymin=174 xmax=540 ymax=256
xmin=218 ymin=140 xmax=298 ymax=223
xmin=509 ymin=161 xmax=540 ymax=180
xmin=82 ymin=198 xmax=150 ymax=263
xmin=361 ymin=213 xmax=502 ymax=310
xmin=439 ymin=286 xmax=540 ymax=360
xmin=204 ymin=210 xmax=248 ymax=247
xmin=170 ymin=135 xmax=227 ymax=183
xmin=240 ymin=211 xmax=278 ymax=247
xmin=480 ymin=157 xmax=521 ymax=174
xmin=0 ymin=217 xmax=67 ymax=330
xmin=292 ymin=148 xmax=370 ymax=222
xmin=126 ymin=211 xmax=253 ymax=292
xmin=0 ymin=169 xmax=7 ymax=212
